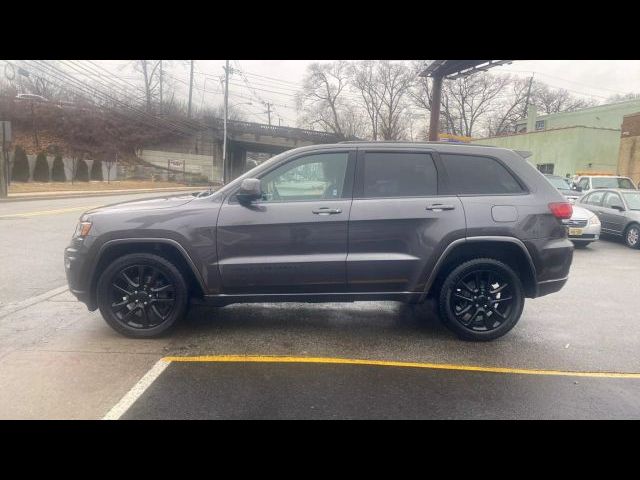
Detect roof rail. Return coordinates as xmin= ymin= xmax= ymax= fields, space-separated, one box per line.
xmin=337 ymin=140 xmax=497 ymax=147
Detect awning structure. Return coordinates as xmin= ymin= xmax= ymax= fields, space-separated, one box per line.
xmin=419 ymin=60 xmax=512 ymax=140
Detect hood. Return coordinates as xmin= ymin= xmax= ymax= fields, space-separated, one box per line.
xmin=85 ymin=193 xmax=197 ymax=215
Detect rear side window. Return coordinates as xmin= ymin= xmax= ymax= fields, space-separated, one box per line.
xmin=440 ymin=153 xmax=524 ymax=195
xmin=585 ymin=191 xmax=605 ymax=205
xmin=361 ymin=152 xmax=437 ymax=198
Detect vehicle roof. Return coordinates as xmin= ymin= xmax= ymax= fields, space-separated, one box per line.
xmin=583 ymin=188 xmax=638 ymax=193
xmin=296 ymin=141 xmax=520 ymax=157
xmin=577 ymin=174 xmax=632 ymax=178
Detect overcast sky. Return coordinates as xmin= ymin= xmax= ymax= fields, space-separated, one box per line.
xmin=90 ymin=60 xmax=640 ymax=127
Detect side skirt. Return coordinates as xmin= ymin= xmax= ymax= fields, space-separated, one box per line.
xmin=193 ymin=292 xmax=424 ymax=307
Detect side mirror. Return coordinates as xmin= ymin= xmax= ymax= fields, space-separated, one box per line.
xmin=612 ymin=205 xmax=625 ymax=212
xmin=236 ymin=178 xmax=262 ymax=204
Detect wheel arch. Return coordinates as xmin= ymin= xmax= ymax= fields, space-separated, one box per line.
xmin=421 ymin=237 xmax=538 ymax=301
xmin=88 ymin=239 xmax=206 ymax=309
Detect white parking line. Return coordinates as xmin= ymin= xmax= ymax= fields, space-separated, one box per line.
xmin=103 ymin=359 xmax=171 ymax=420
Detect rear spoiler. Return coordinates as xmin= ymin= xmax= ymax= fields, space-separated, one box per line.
xmin=514 ymin=150 xmax=532 ymax=159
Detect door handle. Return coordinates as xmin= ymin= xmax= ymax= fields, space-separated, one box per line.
xmin=312 ymin=207 xmax=342 ymax=215
xmin=426 ymin=204 xmax=455 ymax=211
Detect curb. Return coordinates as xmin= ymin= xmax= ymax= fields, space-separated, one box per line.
xmin=0 ymin=186 xmax=206 ymax=202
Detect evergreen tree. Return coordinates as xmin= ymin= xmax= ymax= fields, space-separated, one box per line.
xmin=11 ymin=146 xmax=30 ymax=182
xmin=33 ymin=152 xmax=50 ymax=182
xmin=75 ymin=159 xmax=89 ymax=182
xmin=51 ymin=155 xmax=66 ymax=181
xmin=90 ymin=159 xmax=103 ymax=181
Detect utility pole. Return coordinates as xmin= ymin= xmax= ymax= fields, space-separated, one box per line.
xmin=523 ymin=75 xmax=534 ymax=119
xmin=264 ymin=102 xmax=272 ymax=126
xmin=159 ymin=60 xmax=163 ymax=114
xmin=0 ymin=121 xmax=8 ymax=198
xmin=188 ymin=60 xmax=194 ymax=119
xmin=222 ymin=60 xmax=230 ymax=184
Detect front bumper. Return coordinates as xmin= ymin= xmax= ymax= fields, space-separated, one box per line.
xmin=64 ymin=237 xmax=97 ymax=310
xmin=566 ymin=222 xmax=601 ymax=242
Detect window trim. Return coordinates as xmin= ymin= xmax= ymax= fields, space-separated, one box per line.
xmin=227 ymin=149 xmax=356 ymax=205
xmin=353 ymin=148 xmax=442 ymax=200
xmin=437 ymin=151 xmax=529 ymax=197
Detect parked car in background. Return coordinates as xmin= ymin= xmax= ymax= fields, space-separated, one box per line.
xmin=573 ymin=175 xmax=636 ymax=195
xmin=544 ymin=174 xmax=581 ymax=203
xmin=577 ymin=189 xmax=640 ymax=248
xmin=562 ymin=205 xmax=601 ymax=248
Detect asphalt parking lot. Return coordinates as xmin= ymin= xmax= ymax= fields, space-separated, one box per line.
xmin=1 ymin=194 xmax=640 ymax=419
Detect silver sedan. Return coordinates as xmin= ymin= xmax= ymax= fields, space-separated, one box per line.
xmin=563 ymin=205 xmax=601 ymax=248
xmin=576 ymin=188 xmax=640 ymax=249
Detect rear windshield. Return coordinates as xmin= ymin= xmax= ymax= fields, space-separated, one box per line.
xmin=623 ymin=192 xmax=640 ymax=210
xmin=591 ymin=177 xmax=636 ymax=189
xmin=546 ymin=177 xmax=571 ymax=189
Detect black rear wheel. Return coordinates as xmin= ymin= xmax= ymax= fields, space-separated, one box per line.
xmin=97 ymin=253 xmax=188 ymax=338
xmin=438 ymin=258 xmax=524 ymax=341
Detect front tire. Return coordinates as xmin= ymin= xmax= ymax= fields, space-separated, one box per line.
xmin=624 ymin=224 xmax=640 ymax=249
xmin=97 ymin=253 xmax=189 ymax=338
xmin=438 ymin=258 xmax=525 ymax=341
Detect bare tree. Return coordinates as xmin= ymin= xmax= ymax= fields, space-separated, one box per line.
xmin=374 ymin=61 xmax=414 ymax=140
xmin=297 ymin=61 xmax=363 ymax=138
xmin=350 ymin=60 xmax=384 ymax=140
xmin=531 ymin=82 xmax=598 ymax=114
xmin=134 ymin=60 xmax=162 ymax=112
xmin=485 ymin=77 xmax=532 ymax=136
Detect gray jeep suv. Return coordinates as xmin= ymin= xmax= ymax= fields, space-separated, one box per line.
xmin=64 ymin=142 xmax=574 ymax=341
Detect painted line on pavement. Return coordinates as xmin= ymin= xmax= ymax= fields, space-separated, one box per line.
xmin=0 ymin=285 xmax=69 ymax=319
xmin=103 ymin=359 xmax=171 ymax=420
xmin=162 ymin=355 xmax=640 ymax=379
xmin=0 ymin=205 xmax=100 ymax=219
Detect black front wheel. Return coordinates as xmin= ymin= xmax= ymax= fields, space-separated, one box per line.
xmin=97 ymin=253 xmax=189 ymax=338
xmin=438 ymin=258 xmax=525 ymax=341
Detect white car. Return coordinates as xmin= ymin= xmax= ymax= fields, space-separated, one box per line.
xmin=573 ymin=175 xmax=636 ymax=195
xmin=563 ymin=205 xmax=601 ymax=249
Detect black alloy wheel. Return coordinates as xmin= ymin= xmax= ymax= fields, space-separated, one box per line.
xmin=439 ymin=258 xmax=524 ymax=341
xmin=97 ymin=253 xmax=188 ymax=338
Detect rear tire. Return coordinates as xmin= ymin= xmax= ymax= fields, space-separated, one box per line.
xmin=97 ymin=253 xmax=189 ymax=338
xmin=438 ymin=258 xmax=525 ymax=341
xmin=624 ymin=224 xmax=640 ymax=249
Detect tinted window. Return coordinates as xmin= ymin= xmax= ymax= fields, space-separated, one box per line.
xmin=603 ymin=192 xmax=624 ymax=209
xmin=578 ymin=178 xmax=589 ymax=190
xmin=259 ymin=152 xmax=349 ymax=203
xmin=440 ymin=154 xmax=524 ymax=195
xmin=362 ymin=152 xmax=437 ymax=198
xmin=585 ymin=191 xmax=605 ymax=206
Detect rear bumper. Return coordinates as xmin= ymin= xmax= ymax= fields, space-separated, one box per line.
xmin=525 ymin=237 xmax=574 ymax=298
xmin=536 ymin=276 xmax=568 ymax=297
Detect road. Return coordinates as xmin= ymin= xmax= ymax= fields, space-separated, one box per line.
xmin=0 ymin=192 xmax=199 ymax=306
xmin=0 ymin=193 xmax=639 ymax=419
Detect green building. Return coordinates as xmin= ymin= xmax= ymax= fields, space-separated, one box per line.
xmin=471 ymin=99 xmax=640 ymax=177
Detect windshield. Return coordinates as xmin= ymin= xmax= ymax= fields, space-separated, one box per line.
xmin=546 ymin=176 xmax=571 ymax=189
xmin=592 ymin=177 xmax=636 ymax=189
xmin=623 ymin=192 xmax=640 ymax=210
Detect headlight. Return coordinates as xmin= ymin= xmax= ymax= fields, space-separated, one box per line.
xmin=589 ymin=215 xmax=600 ymax=226
xmin=74 ymin=221 xmax=93 ymax=238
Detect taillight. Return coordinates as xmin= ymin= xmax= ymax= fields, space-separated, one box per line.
xmin=548 ymin=202 xmax=573 ymax=220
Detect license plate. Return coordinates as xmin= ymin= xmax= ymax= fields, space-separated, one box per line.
xmin=568 ymin=227 xmax=583 ymax=236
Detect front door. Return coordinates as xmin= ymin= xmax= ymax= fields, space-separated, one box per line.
xmin=216 ymin=150 xmax=355 ymax=294
xmin=600 ymin=191 xmax=627 ymax=234
xmin=347 ymin=149 xmax=466 ymax=292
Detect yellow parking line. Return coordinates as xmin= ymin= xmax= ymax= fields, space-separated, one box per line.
xmin=162 ymin=355 xmax=640 ymax=379
xmin=0 ymin=205 xmax=100 ymax=219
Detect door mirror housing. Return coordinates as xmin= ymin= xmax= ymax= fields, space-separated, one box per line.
xmin=237 ymin=178 xmax=262 ymax=204
xmin=612 ymin=204 xmax=625 ymax=212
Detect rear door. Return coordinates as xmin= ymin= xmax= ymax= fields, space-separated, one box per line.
xmin=347 ymin=148 xmax=465 ymax=293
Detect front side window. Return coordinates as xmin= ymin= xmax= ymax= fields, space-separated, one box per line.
xmin=603 ymin=192 xmax=624 ymax=210
xmin=440 ymin=153 xmax=524 ymax=195
xmin=585 ymin=191 xmax=605 ymax=206
xmin=578 ymin=178 xmax=590 ymax=190
xmin=361 ymin=152 xmax=437 ymax=198
xmin=258 ymin=152 xmax=349 ymax=203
